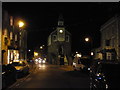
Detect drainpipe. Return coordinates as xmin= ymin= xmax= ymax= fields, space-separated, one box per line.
xmin=0 ymin=1 xmax=2 ymax=90
xmin=0 ymin=1 xmax=2 ymax=65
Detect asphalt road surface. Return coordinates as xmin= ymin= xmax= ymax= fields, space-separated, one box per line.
xmin=9 ymin=63 xmax=90 ymax=89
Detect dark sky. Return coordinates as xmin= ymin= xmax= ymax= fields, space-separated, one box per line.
xmin=2 ymin=2 xmax=119 ymax=54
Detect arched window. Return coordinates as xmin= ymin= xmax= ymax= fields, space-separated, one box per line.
xmin=66 ymin=35 xmax=69 ymax=42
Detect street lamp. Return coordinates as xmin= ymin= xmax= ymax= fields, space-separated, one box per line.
xmin=84 ymin=37 xmax=93 ymax=59
xmin=18 ymin=20 xmax=25 ymax=60
xmin=85 ymin=37 xmax=89 ymax=42
xmin=91 ymin=52 xmax=94 ymax=56
xmin=34 ymin=52 xmax=38 ymax=57
xmin=18 ymin=21 xmax=25 ymax=28
xmin=76 ymin=51 xmax=78 ymax=54
xmin=40 ymin=46 xmax=43 ymax=49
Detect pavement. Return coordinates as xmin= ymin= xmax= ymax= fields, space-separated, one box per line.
xmin=8 ymin=62 xmax=36 ymax=89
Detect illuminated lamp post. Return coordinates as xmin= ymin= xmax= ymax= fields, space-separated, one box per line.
xmin=18 ymin=20 xmax=25 ymax=60
xmin=85 ymin=37 xmax=93 ymax=59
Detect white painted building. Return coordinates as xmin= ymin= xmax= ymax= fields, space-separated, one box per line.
xmin=95 ymin=14 xmax=120 ymax=61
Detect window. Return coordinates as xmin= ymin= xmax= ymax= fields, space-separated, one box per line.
xmin=15 ymin=34 xmax=17 ymax=41
xmin=10 ymin=16 xmax=13 ymax=26
xmin=53 ymin=35 xmax=57 ymax=41
xmin=10 ymin=32 xmax=13 ymax=40
xmin=66 ymin=35 xmax=69 ymax=42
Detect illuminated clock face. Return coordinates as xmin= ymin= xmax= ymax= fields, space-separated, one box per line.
xmin=59 ymin=29 xmax=63 ymax=33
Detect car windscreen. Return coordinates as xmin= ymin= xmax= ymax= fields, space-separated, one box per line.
xmin=12 ymin=62 xmax=23 ymax=66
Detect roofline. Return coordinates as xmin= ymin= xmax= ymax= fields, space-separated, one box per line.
xmin=100 ymin=14 xmax=120 ymax=32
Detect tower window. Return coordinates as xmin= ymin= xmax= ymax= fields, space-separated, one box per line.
xmin=66 ymin=35 xmax=69 ymax=42
xmin=58 ymin=21 xmax=64 ymax=26
xmin=53 ymin=35 xmax=57 ymax=41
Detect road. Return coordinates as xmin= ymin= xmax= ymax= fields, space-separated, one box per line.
xmin=9 ymin=62 xmax=90 ymax=88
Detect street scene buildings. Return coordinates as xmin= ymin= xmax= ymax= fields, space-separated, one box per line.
xmin=1 ymin=10 xmax=27 ymax=65
xmin=94 ymin=14 xmax=120 ymax=61
xmin=1 ymin=2 xmax=120 ymax=90
xmin=48 ymin=15 xmax=72 ymax=65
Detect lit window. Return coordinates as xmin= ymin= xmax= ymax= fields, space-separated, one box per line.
xmin=4 ymin=29 xmax=7 ymax=37
xmin=10 ymin=16 xmax=13 ymax=26
xmin=15 ymin=34 xmax=17 ymax=41
xmin=10 ymin=32 xmax=13 ymax=40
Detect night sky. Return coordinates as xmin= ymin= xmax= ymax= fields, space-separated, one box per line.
xmin=2 ymin=2 xmax=119 ymax=54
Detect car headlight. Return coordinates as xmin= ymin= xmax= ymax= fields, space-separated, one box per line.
xmin=39 ymin=60 xmax=42 ymax=63
xmin=42 ymin=60 xmax=45 ymax=63
xmin=88 ymin=68 xmax=90 ymax=70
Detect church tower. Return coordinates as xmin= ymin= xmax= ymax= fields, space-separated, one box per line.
xmin=47 ymin=14 xmax=72 ymax=65
xmin=58 ymin=14 xmax=64 ymax=26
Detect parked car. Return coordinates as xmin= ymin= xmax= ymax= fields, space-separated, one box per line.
xmin=2 ymin=64 xmax=17 ymax=89
xmin=73 ymin=58 xmax=91 ymax=72
xmin=90 ymin=60 xmax=120 ymax=90
xmin=73 ymin=62 xmax=85 ymax=71
xmin=11 ymin=60 xmax=30 ymax=77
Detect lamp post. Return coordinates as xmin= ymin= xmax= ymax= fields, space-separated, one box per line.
xmin=85 ymin=37 xmax=93 ymax=59
xmin=18 ymin=21 xmax=24 ymax=28
xmin=85 ymin=37 xmax=89 ymax=42
xmin=18 ymin=20 xmax=25 ymax=60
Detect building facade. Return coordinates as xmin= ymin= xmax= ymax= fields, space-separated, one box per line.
xmin=2 ymin=10 xmax=27 ymax=65
xmin=48 ymin=15 xmax=72 ymax=65
xmin=94 ymin=15 xmax=120 ymax=61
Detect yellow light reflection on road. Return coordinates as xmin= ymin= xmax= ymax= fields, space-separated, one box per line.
xmin=38 ymin=64 xmax=46 ymax=70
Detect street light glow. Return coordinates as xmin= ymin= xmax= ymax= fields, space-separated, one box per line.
xmin=85 ymin=37 xmax=89 ymax=42
xmin=91 ymin=52 xmax=94 ymax=56
xmin=76 ymin=52 xmax=78 ymax=54
xmin=34 ymin=52 xmax=38 ymax=56
xmin=18 ymin=21 xmax=24 ymax=28
xmin=40 ymin=46 xmax=43 ymax=49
